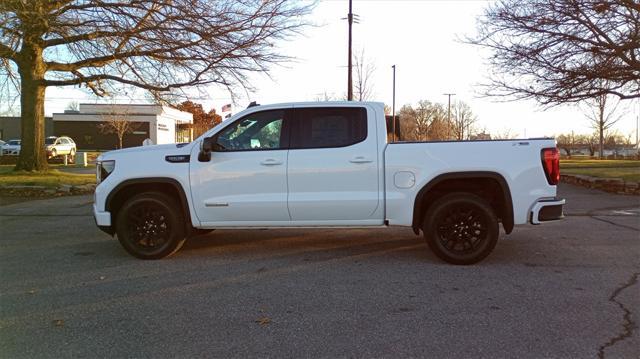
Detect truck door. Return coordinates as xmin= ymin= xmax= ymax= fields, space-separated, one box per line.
xmin=189 ymin=109 xmax=292 ymax=225
xmin=286 ymin=106 xmax=382 ymax=223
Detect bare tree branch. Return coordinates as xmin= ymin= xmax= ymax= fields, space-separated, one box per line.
xmin=353 ymin=49 xmax=375 ymax=102
xmin=0 ymin=0 xmax=314 ymax=170
xmin=468 ymin=0 xmax=640 ymax=105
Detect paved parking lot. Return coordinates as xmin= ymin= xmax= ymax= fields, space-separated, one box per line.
xmin=1 ymin=184 xmax=638 ymax=358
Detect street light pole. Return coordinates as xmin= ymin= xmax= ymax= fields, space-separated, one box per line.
xmin=347 ymin=0 xmax=353 ymax=101
xmin=392 ymin=65 xmax=396 ymax=142
xmin=443 ymin=93 xmax=456 ymax=138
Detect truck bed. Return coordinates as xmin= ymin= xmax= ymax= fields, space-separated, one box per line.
xmin=383 ymin=138 xmax=558 ymax=226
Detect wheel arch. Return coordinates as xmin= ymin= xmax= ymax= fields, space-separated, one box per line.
xmin=412 ymin=171 xmax=514 ymax=234
xmin=106 ymin=177 xmax=194 ymax=236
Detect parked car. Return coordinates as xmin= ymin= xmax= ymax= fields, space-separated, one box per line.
xmin=45 ymin=136 xmax=76 ymax=159
xmin=93 ymin=101 xmax=564 ymax=264
xmin=2 ymin=139 xmax=21 ymax=155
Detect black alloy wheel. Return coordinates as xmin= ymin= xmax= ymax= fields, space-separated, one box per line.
xmin=423 ymin=193 xmax=499 ymax=265
xmin=116 ymin=192 xmax=186 ymax=259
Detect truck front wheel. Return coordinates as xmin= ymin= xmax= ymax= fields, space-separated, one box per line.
xmin=422 ymin=193 xmax=499 ymax=265
xmin=115 ymin=192 xmax=186 ymax=259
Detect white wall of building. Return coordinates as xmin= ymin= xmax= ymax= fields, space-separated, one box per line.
xmin=53 ymin=104 xmax=193 ymax=146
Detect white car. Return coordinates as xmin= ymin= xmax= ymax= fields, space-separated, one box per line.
xmin=2 ymin=139 xmax=21 ymax=155
xmin=45 ymin=136 xmax=76 ymax=159
xmin=94 ymin=101 xmax=564 ymax=264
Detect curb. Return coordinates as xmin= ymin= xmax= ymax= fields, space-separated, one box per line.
xmin=0 ymin=183 xmax=96 ymax=197
xmin=561 ymin=174 xmax=639 ymax=195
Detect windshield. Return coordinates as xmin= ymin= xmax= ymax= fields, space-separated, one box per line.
xmin=8 ymin=140 xmax=20 ymax=145
xmin=45 ymin=138 xmax=57 ymax=144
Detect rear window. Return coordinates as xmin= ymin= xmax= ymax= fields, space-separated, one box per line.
xmin=45 ymin=138 xmax=56 ymax=145
xmin=290 ymin=107 xmax=367 ymax=149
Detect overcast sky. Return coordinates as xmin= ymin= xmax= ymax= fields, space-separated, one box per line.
xmin=45 ymin=0 xmax=639 ymax=139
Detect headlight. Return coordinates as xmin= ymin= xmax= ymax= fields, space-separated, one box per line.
xmin=96 ymin=160 xmax=115 ymax=184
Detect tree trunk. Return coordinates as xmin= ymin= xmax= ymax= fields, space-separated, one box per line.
xmin=15 ymin=44 xmax=47 ymax=172
xmin=599 ymin=120 xmax=604 ymax=160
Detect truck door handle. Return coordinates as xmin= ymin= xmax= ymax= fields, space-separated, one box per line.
xmin=260 ymin=158 xmax=283 ymax=166
xmin=349 ymin=156 xmax=373 ymax=164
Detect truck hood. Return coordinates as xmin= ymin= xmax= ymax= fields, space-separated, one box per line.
xmin=97 ymin=143 xmax=193 ymax=161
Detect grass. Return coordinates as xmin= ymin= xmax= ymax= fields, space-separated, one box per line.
xmin=560 ymin=158 xmax=640 ymax=182
xmin=0 ymin=165 xmax=95 ymax=188
xmin=561 ymin=159 xmax=640 ymax=169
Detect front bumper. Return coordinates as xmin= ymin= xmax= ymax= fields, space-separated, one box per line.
xmin=530 ymin=198 xmax=565 ymax=224
xmin=93 ymin=202 xmax=114 ymax=235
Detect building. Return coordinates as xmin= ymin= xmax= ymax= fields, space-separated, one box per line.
xmin=385 ymin=115 xmax=402 ymax=140
xmin=52 ymin=104 xmax=193 ymax=150
xmin=0 ymin=116 xmax=53 ymax=141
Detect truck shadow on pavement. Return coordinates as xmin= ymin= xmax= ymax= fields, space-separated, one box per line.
xmin=180 ymin=228 xmax=436 ymax=264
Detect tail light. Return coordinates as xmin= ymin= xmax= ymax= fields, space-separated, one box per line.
xmin=541 ymin=148 xmax=560 ymax=185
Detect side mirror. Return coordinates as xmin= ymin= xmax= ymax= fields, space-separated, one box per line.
xmin=198 ymin=136 xmax=214 ymax=162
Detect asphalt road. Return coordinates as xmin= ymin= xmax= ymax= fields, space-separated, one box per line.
xmin=1 ymin=184 xmax=638 ymax=358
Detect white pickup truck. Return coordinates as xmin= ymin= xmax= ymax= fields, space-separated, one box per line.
xmin=93 ymin=101 xmax=564 ymax=264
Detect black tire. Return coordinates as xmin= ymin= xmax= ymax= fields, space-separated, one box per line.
xmin=115 ymin=192 xmax=186 ymax=259
xmin=423 ymin=192 xmax=499 ymax=265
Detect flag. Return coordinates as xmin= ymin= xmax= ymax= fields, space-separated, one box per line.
xmin=224 ymin=113 xmax=232 ymax=119
xmin=221 ymin=104 xmax=232 ymax=112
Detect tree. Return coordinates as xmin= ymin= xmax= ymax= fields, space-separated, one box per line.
xmin=0 ymin=0 xmax=312 ymax=171
xmin=492 ymin=128 xmax=517 ymax=140
xmin=556 ymin=131 xmax=579 ymax=157
xmin=583 ymin=133 xmax=600 ymax=157
xmin=97 ymin=108 xmax=139 ymax=149
xmin=65 ymin=101 xmax=79 ymax=112
xmin=583 ymin=91 xmax=624 ymax=158
xmin=450 ymin=101 xmax=477 ymax=140
xmin=604 ymin=130 xmax=628 ymax=157
xmin=399 ymin=101 xmax=448 ymax=141
xmin=313 ymin=91 xmax=340 ymax=102
xmin=469 ymin=0 xmax=640 ymax=105
xmin=175 ymin=101 xmax=222 ymax=138
xmin=353 ymin=49 xmax=375 ymax=102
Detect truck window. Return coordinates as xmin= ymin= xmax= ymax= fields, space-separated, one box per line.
xmin=215 ymin=110 xmax=286 ymax=151
xmin=290 ymin=107 xmax=367 ymax=149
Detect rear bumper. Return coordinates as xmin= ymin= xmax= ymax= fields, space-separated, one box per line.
xmin=530 ymin=198 xmax=565 ymax=224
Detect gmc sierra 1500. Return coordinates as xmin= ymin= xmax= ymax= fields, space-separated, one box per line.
xmin=94 ymin=101 xmax=564 ymax=264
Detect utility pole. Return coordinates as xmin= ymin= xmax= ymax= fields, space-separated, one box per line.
xmin=347 ymin=0 xmax=353 ymax=101
xmin=443 ymin=93 xmax=455 ymax=137
xmin=392 ymin=65 xmax=396 ymax=142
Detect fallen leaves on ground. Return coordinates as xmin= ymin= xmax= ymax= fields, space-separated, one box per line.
xmin=52 ymin=319 xmax=64 ymax=327
xmin=255 ymin=317 xmax=271 ymax=326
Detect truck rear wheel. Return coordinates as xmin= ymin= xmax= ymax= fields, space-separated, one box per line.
xmin=422 ymin=193 xmax=499 ymax=265
xmin=115 ymin=192 xmax=186 ymax=259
